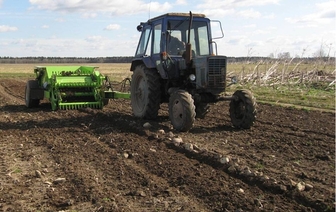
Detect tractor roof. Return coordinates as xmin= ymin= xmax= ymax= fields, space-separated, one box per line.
xmin=148 ymin=12 xmax=206 ymax=22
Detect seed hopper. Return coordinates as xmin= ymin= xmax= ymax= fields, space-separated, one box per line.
xmin=25 ymin=66 xmax=130 ymax=110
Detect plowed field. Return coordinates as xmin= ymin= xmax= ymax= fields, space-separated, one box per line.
xmin=0 ymin=78 xmax=335 ymax=212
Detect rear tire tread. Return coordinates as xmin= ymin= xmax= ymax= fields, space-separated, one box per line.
xmin=131 ymin=65 xmax=161 ymax=119
xmin=229 ymin=89 xmax=257 ymax=129
xmin=169 ymin=90 xmax=196 ymax=132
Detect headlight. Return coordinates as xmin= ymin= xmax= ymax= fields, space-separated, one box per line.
xmin=189 ymin=74 xmax=196 ymax=81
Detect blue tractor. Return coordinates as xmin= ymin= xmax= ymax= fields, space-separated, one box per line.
xmin=130 ymin=12 xmax=257 ymax=131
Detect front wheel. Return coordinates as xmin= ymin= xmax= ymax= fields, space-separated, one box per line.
xmin=229 ymin=89 xmax=257 ymax=129
xmin=169 ymin=90 xmax=196 ymax=132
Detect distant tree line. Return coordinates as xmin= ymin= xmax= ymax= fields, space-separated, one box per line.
xmin=0 ymin=56 xmax=134 ymax=64
xmin=0 ymin=56 xmax=334 ymax=64
xmin=227 ymin=56 xmax=334 ymax=64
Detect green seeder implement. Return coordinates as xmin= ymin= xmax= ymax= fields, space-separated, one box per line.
xmin=25 ymin=66 xmax=130 ymax=110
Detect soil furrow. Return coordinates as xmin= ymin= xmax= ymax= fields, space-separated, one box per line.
xmin=0 ymin=78 xmax=334 ymax=211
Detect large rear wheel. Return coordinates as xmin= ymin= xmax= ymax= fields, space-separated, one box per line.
xmin=229 ymin=89 xmax=257 ymax=129
xmin=25 ymin=80 xmax=40 ymax=108
xmin=131 ymin=65 xmax=161 ymax=119
xmin=169 ymin=90 xmax=196 ymax=132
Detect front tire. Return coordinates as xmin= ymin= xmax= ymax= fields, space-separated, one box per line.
xmin=229 ymin=89 xmax=257 ymax=129
xmin=169 ymin=90 xmax=196 ymax=132
xmin=25 ymin=80 xmax=40 ymax=108
xmin=131 ymin=65 xmax=161 ymax=119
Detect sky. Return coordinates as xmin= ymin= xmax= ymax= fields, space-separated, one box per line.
xmin=0 ymin=0 xmax=335 ymax=57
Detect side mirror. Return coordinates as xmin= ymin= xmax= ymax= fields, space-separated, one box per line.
xmin=231 ymin=76 xmax=237 ymax=84
xmin=137 ymin=25 xmax=143 ymax=32
xmin=227 ymin=76 xmax=238 ymax=87
xmin=211 ymin=20 xmax=224 ymax=39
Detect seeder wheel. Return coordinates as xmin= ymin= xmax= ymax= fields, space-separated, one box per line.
xmin=25 ymin=80 xmax=40 ymax=108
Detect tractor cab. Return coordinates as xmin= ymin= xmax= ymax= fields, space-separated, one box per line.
xmin=132 ymin=13 xmax=215 ymax=80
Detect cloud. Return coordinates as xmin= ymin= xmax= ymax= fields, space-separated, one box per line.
xmin=0 ymin=25 xmax=18 ymax=32
xmin=251 ymin=29 xmax=271 ymax=36
xmin=226 ymin=36 xmax=249 ymax=46
xmin=316 ymin=0 xmax=335 ymax=11
xmin=243 ymin=24 xmax=256 ymax=28
xmin=237 ymin=9 xmax=261 ymax=19
xmin=263 ymin=13 xmax=275 ymax=19
xmin=197 ymin=0 xmax=279 ymax=18
xmin=81 ymin=12 xmax=97 ymax=18
xmin=174 ymin=0 xmax=187 ymax=5
xmin=197 ymin=0 xmax=279 ymax=10
xmin=199 ymin=8 xmax=236 ymax=19
xmin=1 ymin=35 xmax=139 ymax=57
xmin=230 ymin=0 xmax=280 ymax=7
xmin=29 ymin=0 xmax=172 ymax=15
xmin=286 ymin=0 xmax=335 ymax=27
xmin=55 ymin=18 xmax=65 ymax=22
xmin=263 ymin=35 xmax=334 ymax=57
xmin=104 ymin=24 xmax=120 ymax=30
xmin=316 ymin=1 xmax=336 ymax=19
xmin=42 ymin=25 xmax=49 ymax=29
xmin=85 ymin=36 xmax=103 ymax=42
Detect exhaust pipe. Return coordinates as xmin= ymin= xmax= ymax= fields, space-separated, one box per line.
xmin=185 ymin=11 xmax=193 ymax=66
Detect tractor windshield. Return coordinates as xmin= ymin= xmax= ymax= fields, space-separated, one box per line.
xmin=167 ymin=20 xmax=210 ymax=56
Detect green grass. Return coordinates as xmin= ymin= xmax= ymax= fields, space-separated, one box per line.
xmin=228 ymin=83 xmax=335 ymax=111
xmin=254 ymin=163 xmax=265 ymax=170
xmin=13 ymin=168 xmax=22 ymax=173
xmin=102 ymin=197 xmax=111 ymax=202
xmin=226 ymin=59 xmax=335 ymax=112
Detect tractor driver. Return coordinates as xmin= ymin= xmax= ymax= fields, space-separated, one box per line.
xmin=166 ymin=32 xmax=185 ymax=55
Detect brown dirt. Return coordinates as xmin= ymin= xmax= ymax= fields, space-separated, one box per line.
xmin=0 ymin=78 xmax=335 ymax=212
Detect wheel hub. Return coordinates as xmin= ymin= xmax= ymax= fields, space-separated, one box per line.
xmin=172 ymin=100 xmax=184 ymax=120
